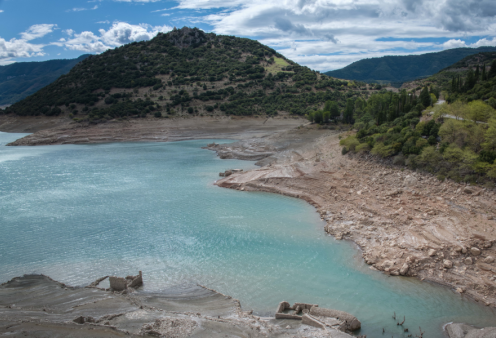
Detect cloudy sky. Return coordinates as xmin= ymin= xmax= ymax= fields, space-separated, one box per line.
xmin=0 ymin=0 xmax=495 ymax=71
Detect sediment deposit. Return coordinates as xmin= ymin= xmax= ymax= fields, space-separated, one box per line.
xmin=0 ymin=115 xmax=305 ymax=146
xmin=212 ymin=124 xmax=496 ymax=308
xmin=0 ymin=274 xmax=349 ymax=338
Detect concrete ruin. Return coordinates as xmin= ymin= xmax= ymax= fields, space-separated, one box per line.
xmin=275 ymin=301 xmax=361 ymax=333
xmin=109 ymin=271 xmax=143 ymax=292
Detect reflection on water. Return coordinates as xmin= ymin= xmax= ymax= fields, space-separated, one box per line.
xmin=0 ymin=132 xmax=495 ymax=337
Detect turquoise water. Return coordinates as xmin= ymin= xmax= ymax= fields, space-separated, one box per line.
xmin=0 ymin=132 xmax=495 ymax=337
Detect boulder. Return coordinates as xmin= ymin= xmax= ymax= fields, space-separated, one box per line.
xmin=470 ymin=247 xmax=481 ymax=256
xmin=483 ymin=256 xmax=494 ymax=264
xmin=445 ymin=322 xmax=496 ymax=338
xmin=463 ymin=188 xmax=473 ymax=194
xmin=464 ymin=257 xmax=473 ymax=265
xmin=428 ymin=249 xmax=437 ymax=257
xmin=399 ymin=263 xmax=409 ymax=275
xmin=443 ymin=260 xmax=453 ymax=269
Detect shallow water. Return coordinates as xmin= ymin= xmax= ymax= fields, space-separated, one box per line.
xmin=0 ymin=132 xmax=495 ymax=337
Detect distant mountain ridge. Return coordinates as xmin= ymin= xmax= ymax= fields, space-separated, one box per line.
xmin=324 ymin=47 xmax=496 ymax=86
xmin=0 ymin=55 xmax=90 ymax=106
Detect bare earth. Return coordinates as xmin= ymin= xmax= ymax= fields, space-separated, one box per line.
xmin=0 ymin=115 xmax=305 ymax=146
xmin=0 ymin=274 xmax=344 ymax=338
xmin=211 ymin=124 xmax=496 ymax=309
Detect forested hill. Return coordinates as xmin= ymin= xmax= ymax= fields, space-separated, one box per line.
xmin=0 ymin=55 xmax=89 ymax=106
xmin=2 ymin=27 xmax=367 ymax=120
xmin=324 ymin=47 xmax=496 ymax=86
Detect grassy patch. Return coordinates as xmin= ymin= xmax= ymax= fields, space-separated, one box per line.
xmin=264 ymin=57 xmax=292 ymax=74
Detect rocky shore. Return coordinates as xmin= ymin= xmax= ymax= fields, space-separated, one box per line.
xmin=0 ymin=274 xmax=354 ymax=338
xmin=210 ymin=124 xmax=496 ymax=310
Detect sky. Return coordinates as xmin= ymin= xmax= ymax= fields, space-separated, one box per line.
xmin=0 ymin=0 xmax=495 ymax=71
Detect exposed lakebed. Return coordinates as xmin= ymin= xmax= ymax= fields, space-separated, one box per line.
xmin=0 ymin=132 xmax=495 ymax=337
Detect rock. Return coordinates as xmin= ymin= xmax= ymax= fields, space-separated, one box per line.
xmin=463 ymin=188 xmax=473 ymax=194
xmin=456 ymin=288 xmax=464 ymax=293
xmin=404 ymin=176 xmax=418 ymax=186
xmin=464 ymin=257 xmax=473 ymax=265
xmin=461 ymin=247 xmax=467 ymax=254
xmin=399 ymin=263 xmax=409 ymax=275
xmin=109 ymin=276 xmax=127 ymax=291
xmin=73 ymin=316 xmax=85 ymax=324
xmin=443 ymin=260 xmax=453 ymax=269
xmin=470 ymin=247 xmax=481 ymax=256
xmin=483 ymin=256 xmax=494 ymax=263
xmin=445 ymin=323 xmax=496 ymax=338
xmin=428 ymin=249 xmax=437 ymax=257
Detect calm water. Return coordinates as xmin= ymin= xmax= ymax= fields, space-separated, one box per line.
xmin=0 ymin=132 xmax=495 ymax=337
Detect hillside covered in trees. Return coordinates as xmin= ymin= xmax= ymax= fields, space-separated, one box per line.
xmin=0 ymin=27 xmax=370 ymax=121
xmin=324 ymin=47 xmax=496 ymax=87
xmin=0 ymin=55 xmax=89 ymax=106
xmin=340 ymin=58 xmax=496 ymax=186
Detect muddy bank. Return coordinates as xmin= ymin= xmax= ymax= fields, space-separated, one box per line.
xmin=0 ymin=115 xmax=306 ymax=146
xmin=211 ymin=125 xmax=496 ymax=310
xmin=0 ymin=274 xmax=353 ymax=338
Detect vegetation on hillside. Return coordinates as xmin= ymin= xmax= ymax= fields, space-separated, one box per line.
xmin=0 ymin=55 xmax=89 ymax=106
xmin=324 ymin=47 xmax=496 ymax=87
xmin=341 ymin=59 xmax=496 ymax=186
xmin=0 ymin=27 xmax=372 ymax=120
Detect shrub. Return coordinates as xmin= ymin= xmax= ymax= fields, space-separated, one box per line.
xmin=355 ymin=143 xmax=370 ymax=153
xmin=154 ymin=111 xmax=162 ymax=118
xmin=393 ymin=154 xmax=405 ymax=166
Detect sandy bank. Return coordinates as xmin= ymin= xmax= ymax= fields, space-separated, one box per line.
xmin=0 ymin=115 xmax=306 ymax=146
xmin=0 ymin=274 xmax=352 ymax=338
xmin=210 ymin=124 xmax=496 ymax=310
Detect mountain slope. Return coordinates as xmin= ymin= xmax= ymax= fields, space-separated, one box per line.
xmin=0 ymin=55 xmax=90 ymax=106
xmin=324 ymin=47 xmax=496 ymax=86
xmin=3 ymin=27 xmax=365 ymax=120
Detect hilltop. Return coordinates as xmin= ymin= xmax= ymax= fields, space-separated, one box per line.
xmin=2 ymin=27 xmax=367 ymax=122
xmin=324 ymin=47 xmax=496 ymax=87
xmin=0 ymin=55 xmax=89 ymax=107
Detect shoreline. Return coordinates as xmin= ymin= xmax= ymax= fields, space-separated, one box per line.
xmin=1 ymin=116 xmax=496 ymax=337
xmin=208 ymin=125 xmax=496 ymax=310
xmin=0 ymin=115 xmax=306 ymax=146
xmin=0 ymin=274 xmax=341 ymax=338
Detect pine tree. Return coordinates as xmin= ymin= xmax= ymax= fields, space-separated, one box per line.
xmin=488 ymin=60 xmax=496 ymax=79
xmin=475 ymin=64 xmax=480 ymax=81
xmin=482 ymin=65 xmax=487 ymax=81
xmin=464 ymin=68 xmax=476 ymax=91
xmin=420 ymin=86 xmax=430 ymax=107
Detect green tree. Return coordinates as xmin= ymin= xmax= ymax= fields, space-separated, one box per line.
xmin=488 ymin=59 xmax=496 ymax=79
xmin=343 ymin=98 xmax=354 ymax=124
xmin=419 ymin=86 xmax=430 ymax=108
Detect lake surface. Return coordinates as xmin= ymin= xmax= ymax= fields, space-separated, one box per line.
xmin=1 ymin=132 xmax=495 ymax=337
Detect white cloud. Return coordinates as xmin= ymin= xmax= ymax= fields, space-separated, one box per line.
xmin=172 ymin=0 xmax=496 ymax=70
xmin=67 ymin=5 xmax=98 ymax=12
xmin=20 ymin=24 xmax=57 ymax=41
xmin=442 ymin=37 xmax=496 ymax=50
xmin=97 ymin=20 xmax=111 ymax=24
xmin=55 ymin=21 xmax=172 ymax=53
xmin=0 ymin=24 xmax=57 ymax=61
xmin=0 ymin=10 xmax=4 ymax=13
